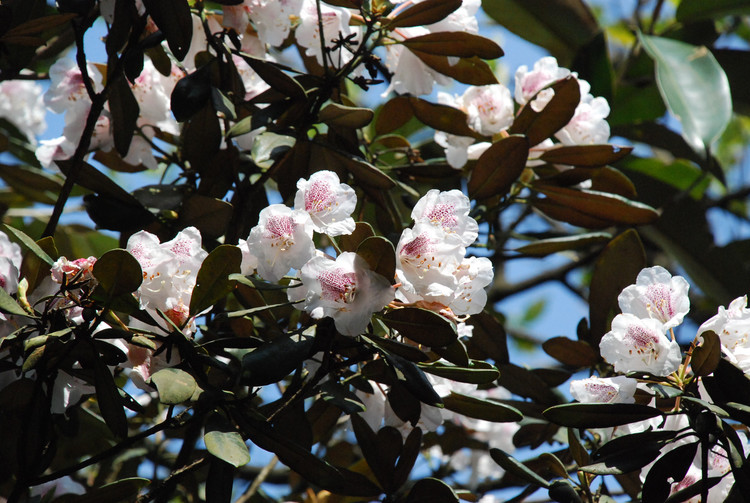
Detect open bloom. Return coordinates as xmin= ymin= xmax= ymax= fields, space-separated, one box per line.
xmin=411 ymin=189 xmax=478 ymax=247
xmin=290 ymin=252 xmax=394 ymax=335
xmin=514 ymin=56 xmax=570 ymax=106
xmin=294 ymin=170 xmax=356 ymax=236
xmin=248 ymin=204 xmax=315 ymax=282
xmin=296 ymin=0 xmax=359 ymax=67
xmin=618 ymin=266 xmax=690 ymax=330
xmin=0 ymin=230 xmax=22 ymax=294
xmin=0 ymin=80 xmax=46 ymax=143
xmin=570 ymin=376 xmax=637 ymax=404
xmin=698 ymin=296 xmax=750 ymax=372
xmin=600 ymin=313 xmax=682 ymax=376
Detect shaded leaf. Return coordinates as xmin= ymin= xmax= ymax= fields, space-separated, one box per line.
xmin=206 ymin=457 xmax=234 ymax=503
xmin=382 ymin=308 xmax=457 ymax=347
xmin=319 ymin=381 xmax=366 ymax=415
xmin=490 ymin=448 xmax=551 ymax=488
xmin=53 ymin=478 xmax=150 ymax=503
xmin=319 ymin=103 xmax=373 ymax=128
xmin=532 ymin=198 xmax=612 ymax=229
xmin=642 ymin=442 xmax=699 ymax=503
xmin=543 ymin=403 xmax=662 ymax=428
xmin=239 ymin=55 xmax=306 ymax=100
xmin=539 ymin=144 xmax=632 ymax=167
xmin=189 ymin=244 xmax=241 ymax=317
xmin=387 ymin=0 xmax=461 ymax=28
xmin=408 ymin=97 xmax=477 ymax=137
xmin=375 ymin=96 xmax=413 ymax=135
xmin=142 ymin=0 xmax=192 ymax=61
xmin=0 ymin=286 xmax=30 ymax=317
xmin=692 ymin=330 xmax=721 ymax=376
xmin=178 ymin=195 xmax=233 ymax=240
xmin=363 ymin=333 xmax=431 ymax=362
xmin=109 ymin=75 xmax=139 ymax=156
xmin=515 ymin=232 xmax=611 ymax=256
xmin=338 ymin=222 xmax=375 ymax=252
xmin=509 ymin=76 xmax=581 ymax=146
xmin=93 ymin=249 xmax=142 ymax=297
xmin=241 ymin=334 xmax=315 ymax=386
xmin=205 ymin=413 xmax=251 ymax=467
xmin=385 ymin=353 xmax=443 ymax=407
xmin=171 ymin=68 xmax=212 ymax=122
xmin=534 ymin=185 xmax=660 ymax=226
xmin=419 ymin=361 xmax=499 ymax=384
xmin=468 ymin=135 xmax=529 ymax=200
xmin=640 ymin=33 xmax=732 ymax=152
xmin=542 ymin=336 xmax=599 ymax=367
xmin=442 ymin=391 xmax=523 ymax=422
xmin=150 ymin=368 xmax=197 ymax=405
xmin=411 ymin=51 xmax=498 ymax=86
xmin=676 ymin=0 xmax=750 ymax=23
xmin=406 ymin=478 xmax=459 ymax=503
xmin=3 ymin=224 xmax=53 ymax=265
xmin=95 ymin=358 xmax=128 ymax=438
xmin=356 ymin=236 xmax=396 ymax=283
xmin=402 ymin=31 xmax=503 ymax=59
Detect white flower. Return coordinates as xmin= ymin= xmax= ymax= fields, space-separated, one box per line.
xmin=460 ymin=84 xmax=515 ymax=137
xmin=237 ymin=238 xmax=259 ymax=276
xmin=0 ymin=231 xmax=22 ymax=294
xmin=248 ymin=204 xmax=315 ymax=282
xmin=294 ymin=170 xmax=357 ymax=236
xmin=227 ymin=0 xmax=302 ymax=48
xmin=127 ymin=227 xmax=208 ymax=329
xmin=514 ymin=56 xmax=570 ymax=106
xmin=698 ymin=296 xmax=750 ymax=372
xmin=0 ymin=80 xmax=46 ymax=143
xmin=291 ymin=252 xmax=394 ymax=336
xmin=556 ymin=93 xmax=611 ymax=145
xmin=569 ymin=376 xmax=637 ymax=404
xmin=599 ymin=313 xmax=682 ymax=376
xmin=449 ymin=256 xmax=493 ymax=316
xmin=395 ymin=223 xmax=464 ymax=300
xmin=296 ymin=0 xmax=359 ymax=67
xmin=411 ymin=189 xmax=478 ymax=247
xmin=618 ymin=266 xmax=690 ymax=330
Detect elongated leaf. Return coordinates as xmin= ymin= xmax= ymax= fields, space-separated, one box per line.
xmin=419 ymin=361 xmax=499 ymax=384
xmin=240 ymin=55 xmax=306 ymax=100
xmin=189 ymin=244 xmax=241 ymax=317
xmin=0 ymin=286 xmax=30 ymax=317
xmin=515 ymin=232 xmax=610 ymax=256
xmin=692 ymin=330 xmax=721 ymax=376
xmin=350 ymin=414 xmax=391 ymax=490
xmin=387 ymin=0 xmax=461 ymax=28
xmin=205 ymin=414 xmax=251 ymax=467
xmin=363 ymin=333 xmax=431 ymax=362
xmin=93 ymin=249 xmax=142 ymax=297
xmin=676 ymin=0 xmax=750 ymax=23
xmin=109 ymin=76 xmax=139 ymax=156
xmin=356 ymin=236 xmax=396 ymax=282
xmin=468 ymin=135 xmax=529 ymax=200
xmin=542 ymin=336 xmax=599 ymax=367
xmin=408 ymin=97 xmax=476 ymax=137
xmin=411 ymin=51 xmax=498 ymax=86
xmin=375 ymin=96 xmax=413 ymax=135
xmin=533 ymin=185 xmax=660 ymax=225
xmin=442 ymin=392 xmax=523 ymax=422
xmin=642 ymin=442 xmax=699 ymax=503
xmin=95 ymin=358 xmax=128 ymax=438
xmin=402 ymin=32 xmax=503 ymax=59
xmin=509 ymin=76 xmax=581 ymax=146
xmin=241 ymin=334 xmax=315 ymax=386
xmin=406 ymin=478 xmax=459 ymax=503
xmin=382 ymin=308 xmax=457 ymax=347
xmin=539 ymin=144 xmax=632 ymax=166
xmin=142 ymin=0 xmax=192 ymax=61
xmin=489 ymin=448 xmax=551 ymax=488
xmin=150 ymin=368 xmax=197 ymax=405
xmin=319 ymin=103 xmax=374 ymax=128
xmin=532 ymin=198 xmax=611 ymax=229
xmin=481 ymin=0 xmax=599 ymax=65
xmin=544 ymin=403 xmax=662 ymax=428
xmin=3 ymin=224 xmax=53 ymax=265
xmin=640 ymin=34 xmax=732 ymax=152
xmin=57 ymin=478 xmax=150 ymax=503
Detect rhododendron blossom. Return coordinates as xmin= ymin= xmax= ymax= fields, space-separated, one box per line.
xmin=0 ymin=231 xmax=22 ymax=295
xmin=296 ymin=0 xmax=359 ymax=67
xmin=698 ymin=295 xmax=750 ymax=372
xmin=411 ymin=189 xmax=478 ymax=247
xmin=290 ymin=252 xmax=394 ymax=335
xmin=514 ymin=56 xmax=570 ymax=106
xmin=618 ymin=265 xmax=690 ymax=330
xmin=127 ymin=227 xmax=207 ymax=329
xmin=294 ymin=170 xmax=356 ymax=236
xmin=248 ymin=204 xmax=315 ymax=282
xmin=569 ymin=376 xmax=637 ymax=404
xmin=600 ymin=313 xmax=681 ymax=376
xmin=0 ymin=80 xmax=46 ymax=143
xmin=396 ymin=223 xmax=464 ymax=299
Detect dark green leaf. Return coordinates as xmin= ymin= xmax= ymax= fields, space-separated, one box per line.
xmin=239 ymin=55 xmax=306 ymax=100
xmin=94 ymin=358 xmax=128 ymax=438
xmin=692 ymin=330 xmax=721 ymax=376
xmin=363 ymin=333 xmax=431 ymax=362
xmin=178 ymin=195 xmax=233 ymax=240
xmin=338 ymin=222 xmax=375 ymax=252
xmin=206 ymin=457 xmax=234 ymax=503
xmin=387 ymin=0 xmax=461 ymax=28
xmin=588 ymin=229 xmax=646 ymax=346
xmin=385 ymin=353 xmax=443 ymax=407
xmin=53 ymin=478 xmax=150 ymax=503
xmin=3 ymin=224 xmax=53 ymax=265
xmin=419 ymin=361 xmax=499 ymax=384
xmin=542 ymin=336 xmax=599 ymax=367
xmin=350 ymin=414 xmax=395 ymax=491
xmin=205 ymin=413 xmax=251 ymax=467
xmin=0 ymin=286 xmax=30 ymax=317
xmin=543 ymin=403 xmax=662 ymax=428
xmin=640 ymin=33 xmax=732 ymax=152
xmin=408 ymin=97 xmax=477 ymax=137
xmin=509 ymin=76 xmax=581 ymax=146
xmin=676 ymin=0 xmax=750 ymax=23
xmin=150 ymin=368 xmax=197 ymax=405
xmin=534 ymin=185 xmax=659 ymax=225
xmin=489 ymin=448 xmax=551 ymax=488
xmin=142 ymin=0 xmax=192 ymax=61
xmin=514 ymin=232 xmax=611 ymax=256
xmin=539 ymin=145 xmax=632 ymax=166
xmin=56 ymin=159 xmax=145 ymax=208
xmin=468 ymin=135 xmax=529 ymax=200
xmin=189 ymin=244 xmax=241 ymax=317
xmin=319 ymin=381 xmax=366 ymax=415
xmin=356 ymin=236 xmax=396 ymax=283
xmin=410 ymin=52 xmax=499 ymax=86
xmin=642 ymin=443 xmax=699 ymax=503
xmin=442 ymin=391 xmax=523 ymax=422
xmin=109 ymin=75 xmax=139 ymax=156
xmin=406 ymin=478 xmax=459 ymax=503
xmin=171 ymin=68 xmax=212 ymax=122
xmin=382 ymin=308 xmax=457 ymax=347
xmin=93 ymin=248 xmax=142 ymax=297
xmin=402 ymin=32 xmax=503 ymax=59
xmin=319 ymin=103 xmax=373 ymax=128
xmin=393 ymin=427 xmax=421 ymax=490
xmin=240 ymin=334 xmax=315 ymax=386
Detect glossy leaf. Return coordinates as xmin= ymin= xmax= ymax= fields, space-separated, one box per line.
xmin=408 ymin=97 xmax=477 ymax=137
xmin=375 ymin=96 xmax=413 ymax=135
xmin=364 ymin=333 xmax=431 ymax=362
xmin=489 ymin=448 xmax=551 ymax=488
xmin=241 ymin=334 xmax=315 ymax=386
xmin=338 ymin=222 xmax=375 ymax=252
xmin=640 ymin=33 xmax=732 ymax=152
xmin=411 ymin=51 xmax=499 ymax=86
xmin=544 ymin=403 xmax=662 ymax=428
xmin=319 ymin=103 xmax=374 ymax=128
xmin=3 ymin=224 xmax=53 ymax=266
xmin=204 ymin=414 xmax=251 ymax=467
xmin=142 ymin=0 xmax=192 ymax=61
xmin=387 ymin=0 xmax=461 ymax=28
xmin=481 ymin=0 xmax=599 ymax=65
xmin=109 ymin=75 xmax=139 ymax=157
xmin=0 ymin=285 xmax=30 ymax=317
xmin=385 ymin=353 xmax=443 ymax=407
xmin=642 ymin=442 xmax=699 ymax=503
xmin=356 ymin=236 xmax=396 ymax=283
xmin=509 ymin=76 xmax=581 ymax=146
xmin=171 ymin=69 xmax=212 ymax=122
xmin=189 ymin=244 xmax=241 ymax=317
xmin=93 ymin=249 xmax=142 ymax=297
xmin=542 ymin=336 xmax=599 ymax=367
xmin=692 ymin=330 xmax=721 ymax=376
xmin=539 ymin=144 xmax=633 ymax=166
xmin=319 ymin=381 xmax=366 ymax=415
xmin=240 ymin=55 xmax=306 ymax=100
xmin=514 ymin=232 xmax=611 ymax=256
xmin=442 ymin=391 xmax=523 ymax=422
xmin=150 ymin=368 xmax=197 ymax=405
xmin=468 ymin=135 xmax=529 ymax=200
xmin=532 ymin=198 xmax=612 ymax=229
xmin=588 ymin=229 xmax=645 ymax=346
xmin=402 ymin=32 xmax=503 ymax=59
xmin=382 ymin=308 xmax=457 ymax=347
xmin=419 ymin=361 xmax=499 ymax=384
xmin=534 ymin=185 xmax=660 ymax=226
